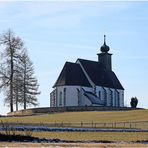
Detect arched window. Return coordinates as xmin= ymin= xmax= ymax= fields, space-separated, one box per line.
xmin=98 ymin=91 xmax=101 ymax=100
xmin=117 ymin=91 xmax=120 ymax=107
xmin=63 ymin=88 xmax=66 ymax=106
xmin=59 ymin=91 xmax=62 ymax=106
xmin=110 ymin=89 xmax=113 ymax=106
xmin=103 ymin=88 xmax=107 ymax=105
xmin=114 ymin=91 xmax=116 ymax=106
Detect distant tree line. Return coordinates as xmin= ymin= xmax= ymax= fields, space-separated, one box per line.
xmin=0 ymin=29 xmax=40 ymax=112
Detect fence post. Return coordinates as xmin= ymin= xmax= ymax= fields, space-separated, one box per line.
xmin=81 ymin=122 xmax=83 ymax=127
xmin=130 ymin=123 xmax=132 ymax=129
xmin=114 ymin=122 xmax=116 ymax=128
xmin=92 ymin=121 xmax=93 ymax=128
xmin=104 ymin=123 xmax=106 ymax=128
xmin=123 ymin=122 xmax=126 ymax=128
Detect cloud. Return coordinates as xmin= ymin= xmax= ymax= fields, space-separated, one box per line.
xmin=0 ymin=1 xmax=133 ymax=30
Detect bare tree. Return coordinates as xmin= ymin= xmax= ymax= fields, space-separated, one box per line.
xmin=19 ymin=50 xmax=40 ymax=109
xmin=0 ymin=29 xmax=24 ymax=112
xmin=13 ymin=61 xmax=23 ymax=111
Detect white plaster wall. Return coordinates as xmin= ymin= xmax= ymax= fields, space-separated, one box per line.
xmin=96 ymin=86 xmax=103 ymax=98
xmin=96 ymin=86 xmax=124 ymax=107
xmin=56 ymin=86 xmax=93 ymax=107
xmin=55 ymin=85 xmax=124 ymax=107
xmin=56 ymin=86 xmax=79 ymax=107
xmin=117 ymin=89 xmax=124 ymax=107
xmin=81 ymin=96 xmax=92 ymax=106
xmin=81 ymin=86 xmax=93 ymax=106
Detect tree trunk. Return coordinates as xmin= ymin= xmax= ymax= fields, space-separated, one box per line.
xmin=10 ymin=47 xmax=13 ymax=112
xmin=16 ymin=88 xmax=18 ymax=111
xmin=23 ymin=67 xmax=26 ymax=110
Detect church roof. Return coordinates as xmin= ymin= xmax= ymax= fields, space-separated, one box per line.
xmin=78 ymin=59 xmax=124 ymax=90
xmin=53 ymin=59 xmax=124 ymax=90
xmin=53 ymin=62 xmax=91 ymax=87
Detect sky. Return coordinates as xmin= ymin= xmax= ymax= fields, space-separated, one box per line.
xmin=0 ymin=1 xmax=148 ymax=115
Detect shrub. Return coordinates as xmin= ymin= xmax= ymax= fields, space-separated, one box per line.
xmin=130 ymin=97 xmax=138 ymax=108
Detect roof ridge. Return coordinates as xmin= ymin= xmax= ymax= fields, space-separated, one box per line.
xmin=76 ymin=58 xmax=98 ymax=63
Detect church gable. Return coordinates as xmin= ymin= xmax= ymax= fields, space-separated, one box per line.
xmin=53 ymin=62 xmax=91 ymax=87
xmin=77 ymin=59 xmax=124 ymax=90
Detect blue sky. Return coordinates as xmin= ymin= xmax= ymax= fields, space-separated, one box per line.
xmin=0 ymin=1 xmax=148 ymax=114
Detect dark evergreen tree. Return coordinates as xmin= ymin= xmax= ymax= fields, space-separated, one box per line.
xmin=130 ymin=97 xmax=138 ymax=108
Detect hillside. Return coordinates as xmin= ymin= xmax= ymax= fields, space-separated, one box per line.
xmin=0 ymin=109 xmax=148 ymax=124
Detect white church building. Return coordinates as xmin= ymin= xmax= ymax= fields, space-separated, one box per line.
xmin=50 ymin=36 xmax=124 ymax=107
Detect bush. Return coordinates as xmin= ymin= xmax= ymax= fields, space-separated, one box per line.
xmin=130 ymin=97 xmax=138 ymax=108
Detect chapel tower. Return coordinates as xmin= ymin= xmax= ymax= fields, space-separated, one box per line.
xmin=97 ymin=35 xmax=112 ymax=71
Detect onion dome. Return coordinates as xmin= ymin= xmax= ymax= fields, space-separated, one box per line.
xmin=100 ymin=35 xmax=110 ymax=53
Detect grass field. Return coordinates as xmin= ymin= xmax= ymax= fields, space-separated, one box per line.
xmin=0 ymin=142 xmax=147 ymax=147
xmin=1 ymin=109 xmax=148 ymax=124
xmin=0 ymin=109 xmax=147 ymax=142
xmin=31 ymin=132 xmax=148 ymax=142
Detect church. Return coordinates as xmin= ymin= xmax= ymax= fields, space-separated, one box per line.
xmin=50 ymin=36 xmax=124 ymax=108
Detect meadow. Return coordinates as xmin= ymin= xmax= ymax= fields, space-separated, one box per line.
xmin=1 ymin=109 xmax=148 ymax=124
xmin=0 ymin=109 xmax=147 ymax=142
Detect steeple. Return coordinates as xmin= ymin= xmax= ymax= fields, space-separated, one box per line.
xmin=97 ymin=35 xmax=112 ymax=71
xmin=100 ymin=35 xmax=110 ymax=53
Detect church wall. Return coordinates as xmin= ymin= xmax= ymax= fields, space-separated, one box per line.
xmin=54 ymin=86 xmax=124 ymax=107
xmin=80 ymin=86 xmax=93 ymax=106
xmin=56 ymin=86 xmax=93 ymax=107
xmin=117 ymin=89 xmax=124 ymax=107
xmin=95 ymin=86 xmax=124 ymax=107
xmin=81 ymin=95 xmax=92 ymax=106
xmin=56 ymin=86 xmax=78 ymax=107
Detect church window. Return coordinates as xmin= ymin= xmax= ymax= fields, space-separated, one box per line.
xmin=114 ymin=91 xmax=116 ymax=106
xmin=59 ymin=91 xmax=62 ymax=106
xmin=98 ymin=91 xmax=101 ymax=99
xmin=94 ymin=86 xmax=96 ymax=94
xmin=117 ymin=91 xmax=120 ymax=107
xmin=103 ymin=89 xmax=107 ymax=105
xmin=110 ymin=90 xmax=113 ymax=106
xmin=63 ymin=88 xmax=66 ymax=106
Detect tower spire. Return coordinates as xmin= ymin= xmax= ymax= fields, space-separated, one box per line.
xmin=104 ymin=35 xmax=106 ymax=44
xmin=100 ymin=35 xmax=110 ymax=53
xmin=97 ymin=35 xmax=112 ymax=70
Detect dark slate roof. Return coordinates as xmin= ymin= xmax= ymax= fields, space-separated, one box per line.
xmin=77 ymin=59 xmax=124 ymax=90
xmin=53 ymin=62 xmax=91 ymax=87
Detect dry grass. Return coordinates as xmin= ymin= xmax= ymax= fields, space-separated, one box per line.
xmin=11 ymin=131 xmax=147 ymax=142
xmin=1 ymin=109 xmax=148 ymax=124
xmin=31 ymin=132 xmax=148 ymax=142
xmin=0 ymin=110 xmax=147 ymax=144
xmin=0 ymin=142 xmax=147 ymax=147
